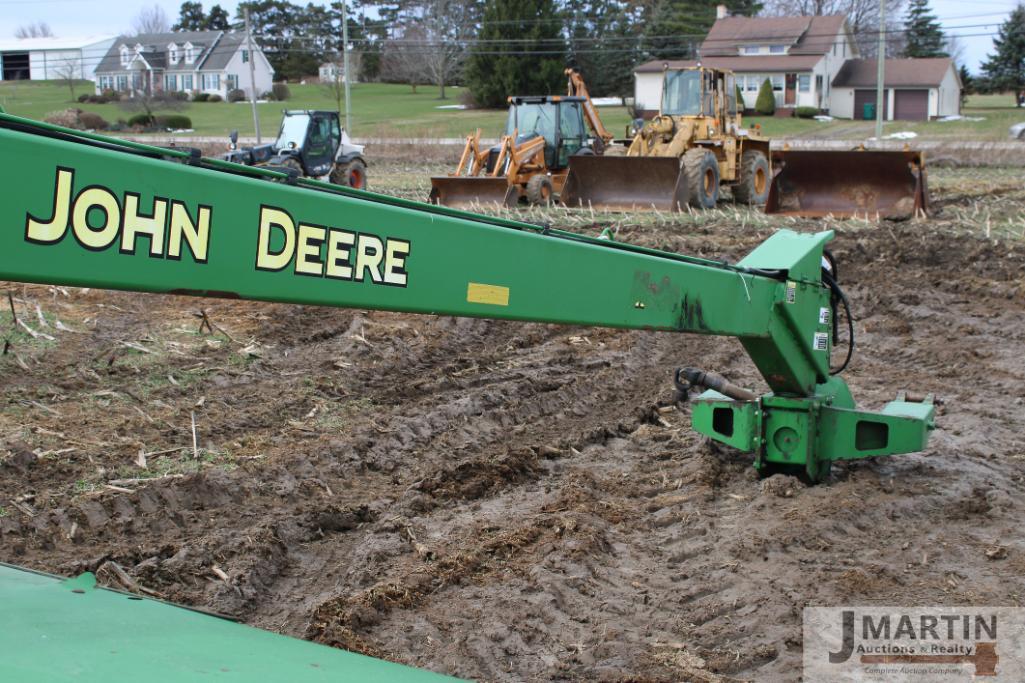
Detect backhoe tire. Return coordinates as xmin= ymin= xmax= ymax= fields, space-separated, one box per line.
xmin=733 ymin=150 xmax=770 ymax=205
xmin=525 ymin=174 xmax=554 ymax=206
xmin=331 ymin=159 xmax=368 ymax=190
xmin=683 ymin=148 xmax=720 ymax=209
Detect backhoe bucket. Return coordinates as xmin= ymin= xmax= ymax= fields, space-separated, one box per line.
xmin=561 ymin=156 xmax=689 ymax=212
xmin=765 ymin=150 xmax=929 ymax=218
xmin=429 ymin=176 xmax=517 ymax=209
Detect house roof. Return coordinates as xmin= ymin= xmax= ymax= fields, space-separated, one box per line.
xmin=94 ymin=30 xmax=247 ymax=74
xmin=699 ymin=14 xmax=848 ymax=57
xmin=634 ymin=55 xmax=822 ymax=74
xmin=832 ymin=58 xmax=954 ymax=88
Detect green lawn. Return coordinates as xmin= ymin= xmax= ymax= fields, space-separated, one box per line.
xmin=0 ymin=79 xmax=632 ymax=139
xmin=0 ymin=80 xmax=1018 ymax=141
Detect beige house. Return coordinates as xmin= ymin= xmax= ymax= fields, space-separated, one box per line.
xmin=830 ymin=58 xmax=961 ymax=120
xmin=634 ymin=12 xmax=857 ymax=116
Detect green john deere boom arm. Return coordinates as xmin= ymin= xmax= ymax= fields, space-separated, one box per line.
xmin=0 ymin=110 xmax=934 ymax=481
xmin=0 ymin=110 xmax=935 ymax=681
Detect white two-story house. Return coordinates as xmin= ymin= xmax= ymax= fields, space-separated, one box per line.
xmin=94 ymin=30 xmax=274 ymax=100
xmin=634 ymin=10 xmax=857 ymax=116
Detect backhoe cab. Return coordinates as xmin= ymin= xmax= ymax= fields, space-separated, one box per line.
xmin=563 ymin=66 xmax=770 ymax=211
xmin=429 ymin=68 xmax=614 ymax=208
xmin=224 ymin=110 xmax=369 ymax=190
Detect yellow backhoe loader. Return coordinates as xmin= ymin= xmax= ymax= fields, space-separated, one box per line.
xmin=563 ymin=66 xmax=770 ymax=212
xmin=429 ymin=69 xmax=615 ymax=209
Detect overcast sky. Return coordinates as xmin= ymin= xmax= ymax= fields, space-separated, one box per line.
xmin=1 ymin=0 xmax=1021 ymax=72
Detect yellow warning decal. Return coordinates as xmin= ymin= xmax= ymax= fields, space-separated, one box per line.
xmin=467 ymin=282 xmax=509 ymax=306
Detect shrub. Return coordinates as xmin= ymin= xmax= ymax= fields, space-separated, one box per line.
xmin=101 ymin=88 xmax=117 ymax=100
xmin=77 ymin=93 xmax=91 ymax=103
xmin=77 ymin=111 xmax=109 ymax=130
xmin=43 ymin=108 xmax=83 ymax=129
xmin=261 ymin=90 xmax=276 ymax=101
xmin=795 ymin=106 xmax=819 ymax=119
xmin=192 ymin=93 xmax=210 ymax=102
xmin=227 ymin=88 xmax=247 ymax=103
xmin=208 ymin=94 xmax=223 ymax=102
xmin=755 ymin=78 xmax=775 ymax=115
xmin=155 ymin=114 xmax=193 ymax=130
xmin=272 ymin=82 xmax=291 ymax=101
xmin=169 ymin=91 xmax=190 ymax=101
xmin=128 ymin=113 xmax=155 ymax=127
xmin=735 ymin=84 xmax=745 ymax=112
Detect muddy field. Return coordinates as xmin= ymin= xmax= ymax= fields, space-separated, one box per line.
xmin=1 ymin=163 xmax=1024 ymax=682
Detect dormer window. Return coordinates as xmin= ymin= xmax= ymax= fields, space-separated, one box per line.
xmin=168 ymin=42 xmax=179 ymax=65
xmin=184 ymin=42 xmax=195 ymax=64
xmin=119 ymin=45 xmax=130 ymax=66
xmin=742 ymin=45 xmax=759 ymax=54
xmin=769 ymin=44 xmax=785 ymax=54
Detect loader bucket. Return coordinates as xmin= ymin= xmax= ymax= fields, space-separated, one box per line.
xmin=765 ymin=150 xmax=929 ymax=218
xmin=429 ymin=176 xmax=517 ymax=209
xmin=561 ymin=156 xmax=689 ymax=212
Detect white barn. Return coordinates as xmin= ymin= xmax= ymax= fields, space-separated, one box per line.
xmin=0 ymin=36 xmax=115 ymax=82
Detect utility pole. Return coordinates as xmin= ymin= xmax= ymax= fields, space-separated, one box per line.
xmin=244 ymin=9 xmax=262 ymax=144
xmin=875 ymin=0 xmax=886 ymax=139
xmin=342 ymin=1 xmax=352 ymax=132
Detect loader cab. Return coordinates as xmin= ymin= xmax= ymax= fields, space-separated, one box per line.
xmin=504 ymin=96 xmax=589 ymax=170
xmin=274 ymin=110 xmax=342 ymax=177
xmin=662 ymin=68 xmax=738 ymax=126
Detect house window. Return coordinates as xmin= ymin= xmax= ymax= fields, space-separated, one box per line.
xmin=769 ymin=45 xmax=785 ymax=54
xmin=119 ymin=46 xmax=130 ymax=66
xmin=116 ymin=75 xmax=128 ymax=91
xmin=242 ymin=50 xmax=249 ymax=64
xmin=798 ymin=74 xmax=811 ymax=92
xmin=182 ymin=74 xmax=193 ymax=91
xmin=165 ymin=74 xmax=178 ymax=91
xmin=771 ymin=75 xmax=783 ymax=91
xmin=98 ymin=75 xmax=111 ymax=90
xmin=745 ymin=75 xmax=759 ymax=92
xmin=169 ymin=43 xmax=179 ymax=65
xmin=202 ymin=73 xmax=220 ymax=90
xmin=184 ymin=42 xmax=195 ymax=64
xmin=227 ymin=74 xmax=238 ymax=90
xmin=742 ymin=45 xmax=759 ymax=54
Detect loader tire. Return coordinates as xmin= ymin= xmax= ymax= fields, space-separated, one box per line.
xmin=331 ymin=159 xmax=368 ymax=190
xmin=683 ymin=148 xmax=720 ymax=209
xmin=733 ymin=150 xmax=770 ymax=205
xmin=525 ymin=174 xmax=554 ymax=206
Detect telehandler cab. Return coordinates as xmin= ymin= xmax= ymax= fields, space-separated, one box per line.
xmin=224 ymin=109 xmax=369 ymax=189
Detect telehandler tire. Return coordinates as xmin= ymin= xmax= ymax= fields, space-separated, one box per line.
xmin=332 ymin=159 xmax=368 ymax=190
xmin=683 ymin=148 xmax=720 ymax=209
xmin=525 ymin=174 xmax=554 ymax=206
xmin=733 ymin=150 xmax=770 ymax=205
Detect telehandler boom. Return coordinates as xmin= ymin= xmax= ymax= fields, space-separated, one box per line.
xmin=0 ymin=110 xmax=934 ymax=679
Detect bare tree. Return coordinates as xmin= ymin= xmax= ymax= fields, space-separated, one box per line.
xmin=14 ymin=21 xmax=54 ymax=39
xmin=131 ymin=5 xmax=171 ymax=35
xmin=53 ymin=57 xmax=81 ymax=101
xmin=761 ymin=0 xmax=906 ymax=57
xmin=381 ymin=25 xmax=431 ymax=94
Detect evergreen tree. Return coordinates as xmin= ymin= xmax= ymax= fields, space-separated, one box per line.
xmin=565 ymin=0 xmax=639 ymax=97
xmin=958 ymin=64 xmax=973 ymax=95
xmin=206 ymin=4 xmax=230 ymax=30
xmin=980 ymin=3 xmax=1025 ymax=104
xmin=173 ymin=1 xmax=208 ymax=30
xmin=755 ymin=77 xmax=774 ymax=115
xmin=464 ymin=0 xmax=565 ymax=108
xmin=902 ymin=0 xmax=947 ymax=58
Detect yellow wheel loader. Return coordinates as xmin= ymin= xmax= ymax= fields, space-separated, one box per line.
xmin=563 ymin=66 xmax=770 ymax=212
xmin=429 ymin=69 xmax=614 ymax=209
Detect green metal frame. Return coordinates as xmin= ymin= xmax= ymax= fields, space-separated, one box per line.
xmin=0 ymin=110 xmax=934 ymax=482
xmin=0 ymin=563 xmax=459 ymax=682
